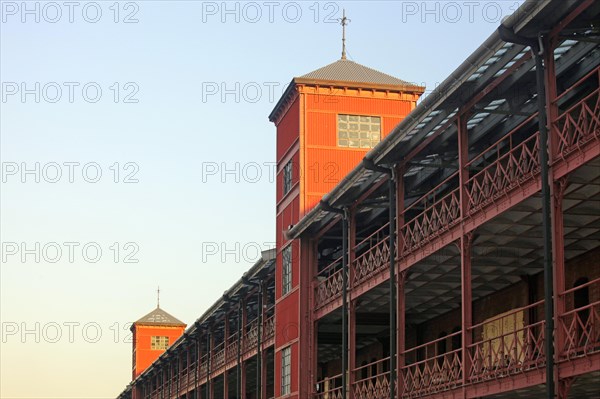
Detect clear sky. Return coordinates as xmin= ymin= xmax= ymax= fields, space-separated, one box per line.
xmin=0 ymin=1 xmax=524 ymax=397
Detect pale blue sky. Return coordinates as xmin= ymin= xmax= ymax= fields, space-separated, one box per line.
xmin=1 ymin=1 xmax=523 ymax=397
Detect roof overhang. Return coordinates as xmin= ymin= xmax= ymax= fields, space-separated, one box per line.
xmin=287 ymin=0 xmax=596 ymax=240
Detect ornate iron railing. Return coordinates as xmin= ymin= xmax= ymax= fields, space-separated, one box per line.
xmin=468 ymin=301 xmax=545 ymax=382
xmin=401 ymin=173 xmax=460 ymax=256
xmin=466 ymin=123 xmax=540 ymax=214
xmin=401 ymin=331 xmax=462 ymax=397
xmin=264 ymin=310 xmax=275 ymax=341
xmin=315 ymin=256 xmax=346 ymax=310
xmin=314 ymin=373 xmax=344 ymax=399
xmin=552 ymin=66 xmax=600 ymax=159
xmin=559 ymin=277 xmax=600 ymax=359
xmin=353 ymin=357 xmax=391 ymax=399
xmin=352 ymin=222 xmax=391 ymax=288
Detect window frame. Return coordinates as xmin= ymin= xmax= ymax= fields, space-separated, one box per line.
xmin=281 ymin=346 xmax=292 ymax=395
xmin=151 ymin=335 xmax=169 ymax=350
xmin=282 ymin=245 xmax=292 ymax=295
xmin=283 ymin=160 xmax=293 ymax=195
xmin=337 ymin=114 xmax=382 ymax=149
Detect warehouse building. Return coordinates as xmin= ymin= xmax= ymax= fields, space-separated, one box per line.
xmin=117 ymin=0 xmax=600 ymax=398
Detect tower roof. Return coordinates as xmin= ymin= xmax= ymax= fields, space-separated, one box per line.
xmin=134 ymin=307 xmax=186 ymax=327
xmin=269 ymin=59 xmax=425 ymax=123
xmin=299 ymin=59 xmax=414 ymax=87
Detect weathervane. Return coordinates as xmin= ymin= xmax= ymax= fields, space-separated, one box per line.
xmin=338 ymin=9 xmax=350 ymax=60
xmin=157 ymin=286 xmax=160 ymax=308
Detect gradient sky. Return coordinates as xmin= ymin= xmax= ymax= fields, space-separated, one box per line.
xmin=1 ymin=1 xmax=524 ymax=397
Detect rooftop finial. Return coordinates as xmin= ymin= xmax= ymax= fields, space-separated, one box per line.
xmin=339 ymin=9 xmax=350 ymax=60
xmin=157 ymin=286 xmax=160 ymax=308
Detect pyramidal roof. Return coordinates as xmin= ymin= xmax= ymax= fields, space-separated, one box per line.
xmin=298 ymin=59 xmax=416 ymax=87
xmin=134 ymin=307 xmax=186 ymax=327
xmin=269 ymin=58 xmax=425 ymax=122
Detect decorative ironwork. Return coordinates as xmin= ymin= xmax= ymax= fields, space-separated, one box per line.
xmin=352 ymin=223 xmax=391 ymax=287
xmin=243 ymin=318 xmax=259 ymax=353
xmin=314 ymin=374 xmax=344 ymax=399
xmin=559 ymin=277 xmax=600 ymax=359
xmin=401 ymin=332 xmax=462 ymax=397
xmin=553 ymin=67 xmax=600 ymax=159
xmin=466 ymin=130 xmax=540 ymax=214
xmin=468 ymin=301 xmax=545 ymax=382
xmin=314 ymin=256 xmax=346 ymax=310
xmin=264 ymin=312 xmax=275 ymax=341
xmin=401 ymin=173 xmax=460 ymax=256
xmin=212 ymin=342 xmax=225 ymax=371
xmin=226 ymin=333 xmax=238 ymax=363
xmin=353 ymin=357 xmax=391 ymax=399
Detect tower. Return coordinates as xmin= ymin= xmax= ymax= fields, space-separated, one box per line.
xmin=269 ymin=53 xmax=424 ymax=396
xmin=130 ymin=304 xmax=186 ymax=380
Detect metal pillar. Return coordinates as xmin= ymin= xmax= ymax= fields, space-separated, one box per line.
xmin=498 ymin=25 xmax=555 ymax=399
xmin=460 ymin=234 xmax=473 ymax=391
xmin=224 ymin=313 xmax=229 ymax=399
xmin=257 ymin=283 xmax=263 ymax=399
xmin=261 ymin=284 xmax=269 ymax=399
xmin=207 ymin=332 xmax=212 ymax=399
xmin=363 ymin=159 xmax=397 ymax=399
xmin=458 ymin=113 xmax=473 ymax=390
xmin=342 ymin=209 xmax=349 ymax=399
xmin=388 ymin=172 xmax=397 ymax=399
xmin=195 ymin=335 xmax=200 ymax=399
xmin=348 ymin=209 xmax=356 ymax=399
xmin=396 ymin=164 xmax=405 ymax=395
xmin=536 ymin=40 xmax=556 ymax=399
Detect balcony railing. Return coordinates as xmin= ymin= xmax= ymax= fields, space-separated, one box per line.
xmin=468 ymin=301 xmax=545 ymax=382
xmin=353 ymin=357 xmax=391 ymax=399
xmin=401 ymin=331 xmax=462 ymax=397
xmin=352 ymin=222 xmax=390 ymax=288
xmin=314 ymin=373 xmax=344 ymax=399
xmin=401 ymin=173 xmax=460 ymax=256
xmin=466 ymin=124 xmax=540 ymax=214
xmin=559 ymin=277 xmax=600 ymax=360
xmin=552 ymin=66 xmax=600 ymax=160
xmin=315 ymin=256 xmax=345 ymax=310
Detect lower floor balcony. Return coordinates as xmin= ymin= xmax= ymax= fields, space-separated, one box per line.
xmin=314 ymin=277 xmax=599 ymax=399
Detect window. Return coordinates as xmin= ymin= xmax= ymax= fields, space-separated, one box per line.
xmin=338 ymin=114 xmax=381 ymax=148
xmin=283 ymin=160 xmax=293 ymax=195
xmin=281 ymin=346 xmax=292 ymax=395
xmin=282 ymin=245 xmax=292 ymax=295
xmin=151 ymin=336 xmax=169 ymax=350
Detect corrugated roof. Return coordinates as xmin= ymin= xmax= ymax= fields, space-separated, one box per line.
xmin=134 ymin=307 xmax=185 ymax=326
xmin=299 ymin=59 xmax=414 ymax=86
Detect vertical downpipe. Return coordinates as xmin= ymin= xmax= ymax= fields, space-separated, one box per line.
xmin=237 ymin=302 xmax=242 ymax=399
xmin=389 ymin=172 xmax=397 ymax=399
xmin=535 ymin=36 xmax=555 ymax=399
xmin=342 ymin=210 xmax=349 ymax=399
xmin=257 ymin=283 xmax=263 ymax=399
